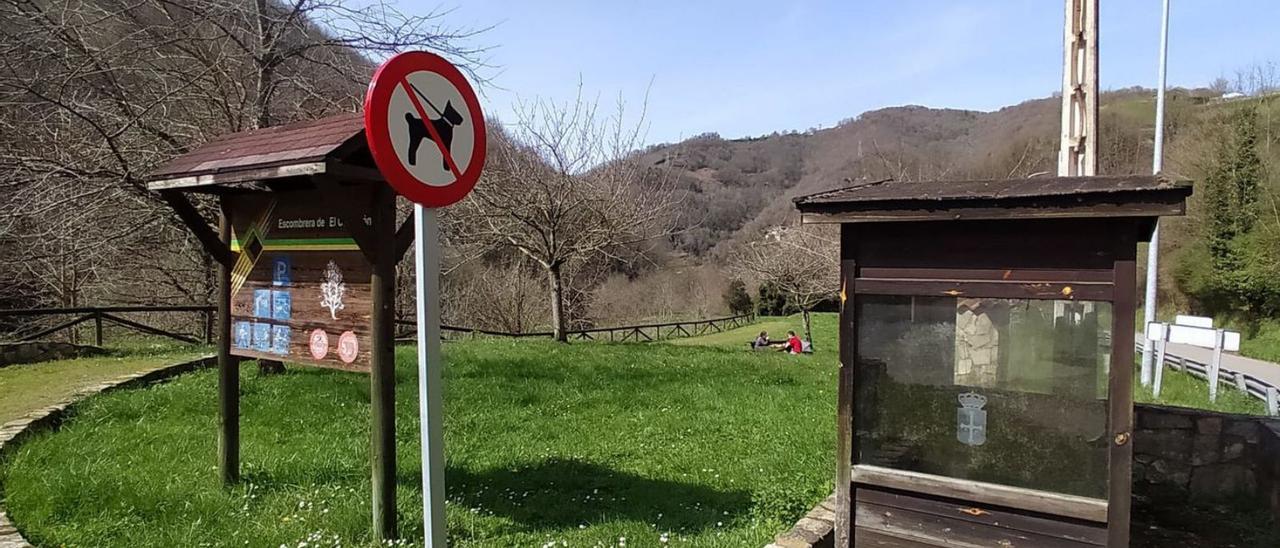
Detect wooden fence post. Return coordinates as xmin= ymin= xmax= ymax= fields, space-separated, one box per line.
xmin=204 ymin=309 xmax=214 ymax=344
xmin=93 ymin=312 xmax=104 ymax=347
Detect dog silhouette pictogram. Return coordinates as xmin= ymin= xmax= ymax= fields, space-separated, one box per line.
xmin=405 ymin=100 xmax=464 ymax=171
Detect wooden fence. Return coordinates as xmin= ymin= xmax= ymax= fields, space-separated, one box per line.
xmin=395 ymin=313 xmax=757 ymax=342
xmin=0 ymin=305 xmax=214 ymax=345
xmin=1136 ymin=340 xmax=1280 ymax=415
xmin=2 ymin=305 xmax=757 ymax=347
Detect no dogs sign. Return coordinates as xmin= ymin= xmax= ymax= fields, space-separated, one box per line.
xmin=364 ymin=51 xmax=486 ymax=207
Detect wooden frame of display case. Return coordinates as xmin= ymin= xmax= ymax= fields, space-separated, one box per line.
xmin=795 ymin=176 xmax=1192 ymax=548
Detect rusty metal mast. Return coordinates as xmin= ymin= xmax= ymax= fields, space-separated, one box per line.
xmin=1058 ymin=0 xmax=1099 ymax=176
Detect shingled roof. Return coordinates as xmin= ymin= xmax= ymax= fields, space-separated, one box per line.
xmin=146 ymin=113 xmax=370 ymax=191
xmin=793 ymin=174 xmax=1192 ymax=224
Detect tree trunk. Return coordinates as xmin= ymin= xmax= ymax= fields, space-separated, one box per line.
xmin=802 ymin=308 xmax=813 ymax=350
xmin=547 ymin=262 xmax=567 ymax=342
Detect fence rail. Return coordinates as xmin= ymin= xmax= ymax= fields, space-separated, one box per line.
xmin=3 ymin=306 xmax=757 ymax=347
xmin=0 ymin=305 xmax=214 ymax=346
xmin=396 ymin=313 xmax=757 ymax=342
xmin=1136 ymin=340 xmax=1280 ymax=415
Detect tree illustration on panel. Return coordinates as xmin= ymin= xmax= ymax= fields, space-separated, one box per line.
xmin=320 ymin=260 xmax=347 ymax=319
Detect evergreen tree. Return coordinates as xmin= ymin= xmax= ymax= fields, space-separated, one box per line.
xmin=723 ymin=279 xmax=754 ymax=316
xmin=1198 ymin=105 xmax=1267 ymax=316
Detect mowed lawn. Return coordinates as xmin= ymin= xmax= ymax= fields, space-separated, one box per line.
xmin=1 ymin=316 xmax=837 ymax=547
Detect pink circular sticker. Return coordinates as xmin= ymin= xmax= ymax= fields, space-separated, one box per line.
xmin=337 ymin=331 xmax=359 ymax=364
xmin=308 ymin=329 xmax=329 ymax=360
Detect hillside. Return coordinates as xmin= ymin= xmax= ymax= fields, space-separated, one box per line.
xmin=644 ymin=87 xmax=1214 ymax=257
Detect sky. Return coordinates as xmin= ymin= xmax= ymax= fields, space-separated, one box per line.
xmin=416 ymin=1 xmax=1280 ymax=145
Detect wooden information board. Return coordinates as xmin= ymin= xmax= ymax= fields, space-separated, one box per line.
xmin=225 ymin=190 xmax=373 ymax=372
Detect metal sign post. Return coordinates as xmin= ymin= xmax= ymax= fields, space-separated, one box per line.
xmin=364 ymin=50 xmax=485 ymax=545
xmin=414 ymin=205 xmax=446 ymax=547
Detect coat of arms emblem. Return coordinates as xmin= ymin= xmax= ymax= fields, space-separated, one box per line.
xmin=956 ymin=391 xmax=988 ymax=446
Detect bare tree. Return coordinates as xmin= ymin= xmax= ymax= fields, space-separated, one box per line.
xmin=0 ymin=0 xmax=488 ymax=326
xmin=734 ymin=224 xmax=839 ymax=346
xmin=448 ymin=91 xmax=679 ymax=341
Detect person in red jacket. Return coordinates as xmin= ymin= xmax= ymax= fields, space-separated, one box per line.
xmin=784 ymin=330 xmax=803 ymax=354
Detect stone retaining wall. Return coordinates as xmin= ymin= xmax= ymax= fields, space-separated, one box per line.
xmin=767 ymin=494 xmax=834 ymax=548
xmin=0 ymin=356 xmax=213 ymax=548
xmin=1133 ymin=403 xmax=1278 ymax=500
xmin=0 ymin=342 xmax=106 ymax=367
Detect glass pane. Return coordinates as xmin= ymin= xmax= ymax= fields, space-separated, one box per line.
xmin=854 ymin=295 xmax=1112 ymax=499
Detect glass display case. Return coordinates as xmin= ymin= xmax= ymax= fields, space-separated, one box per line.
xmin=794 ymin=175 xmax=1193 ymax=548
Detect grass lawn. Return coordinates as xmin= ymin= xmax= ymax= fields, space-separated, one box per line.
xmin=0 ymin=342 xmax=206 ymax=425
xmin=671 ymin=314 xmax=837 ymax=363
xmin=1 ymin=325 xmax=836 ymax=547
xmin=1134 ymin=366 xmax=1268 ymax=415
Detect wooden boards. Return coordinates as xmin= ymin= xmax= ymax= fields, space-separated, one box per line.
xmin=852 ymin=486 xmax=1106 ymax=547
xmin=224 ymin=189 xmax=374 ymax=372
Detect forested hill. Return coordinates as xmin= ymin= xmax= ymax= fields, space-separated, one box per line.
xmin=642 ymin=87 xmax=1218 ymax=257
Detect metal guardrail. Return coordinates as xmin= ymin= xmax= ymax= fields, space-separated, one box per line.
xmin=1136 ymin=340 xmax=1280 ymax=415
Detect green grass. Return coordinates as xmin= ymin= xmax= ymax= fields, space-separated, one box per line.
xmin=1 ymin=336 xmax=836 ymax=547
xmin=1233 ymin=318 xmax=1280 ymax=364
xmin=0 ymin=343 xmax=206 ymax=425
xmin=672 ymin=313 xmax=838 ymax=362
xmin=1133 ymin=367 xmax=1268 ymax=415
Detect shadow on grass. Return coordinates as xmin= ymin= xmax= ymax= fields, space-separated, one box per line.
xmin=423 ymin=458 xmax=751 ymax=532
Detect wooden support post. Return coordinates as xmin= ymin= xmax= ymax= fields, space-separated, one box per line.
xmin=94 ymin=312 xmax=104 ymax=346
xmin=1106 ymin=231 xmax=1136 ymax=548
xmin=217 ymin=200 xmax=240 ymax=485
xmin=369 ymin=184 xmax=398 ymax=540
xmin=1268 ymin=387 xmax=1279 ymax=417
xmin=834 ymin=225 xmax=857 ymax=548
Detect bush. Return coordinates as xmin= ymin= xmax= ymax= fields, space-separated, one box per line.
xmin=724 ymin=279 xmax=753 ymax=316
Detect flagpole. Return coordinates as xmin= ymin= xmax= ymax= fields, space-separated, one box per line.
xmin=1140 ymin=0 xmax=1171 ymax=387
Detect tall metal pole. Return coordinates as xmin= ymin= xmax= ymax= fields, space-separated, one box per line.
xmin=1140 ymin=0 xmax=1172 ymax=388
xmin=415 ymin=203 xmax=446 ymax=547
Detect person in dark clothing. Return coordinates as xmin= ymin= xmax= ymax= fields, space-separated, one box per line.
xmin=753 ymin=330 xmax=770 ymax=350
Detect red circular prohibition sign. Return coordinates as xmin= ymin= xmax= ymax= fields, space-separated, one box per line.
xmin=364 ymin=51 xmax=486 ymax=207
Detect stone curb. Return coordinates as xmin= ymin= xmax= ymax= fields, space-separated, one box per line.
xmin=0 ymin=355 xmax=214 ymax=548
xmin=766 ymin=492 xmax=836 ymax=548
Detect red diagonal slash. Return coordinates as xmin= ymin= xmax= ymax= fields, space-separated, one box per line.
xmin=400 ymin=77 xmax=462 ymax=180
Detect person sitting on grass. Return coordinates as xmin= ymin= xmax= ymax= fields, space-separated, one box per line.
xmin=753 ymin=330 xmax=771 ymax=350
xmin=781 ymin=330 xmax=803 ymax=355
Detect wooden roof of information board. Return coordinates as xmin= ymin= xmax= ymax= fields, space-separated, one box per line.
xmin=145 ymin=113 xmax=379 ymax=192
xmin=793 ymin=174 xmax=1192 ymax=224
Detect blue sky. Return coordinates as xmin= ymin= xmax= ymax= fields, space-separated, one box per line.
xmin=427 ymin=1 xmax=1280 ymax=145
